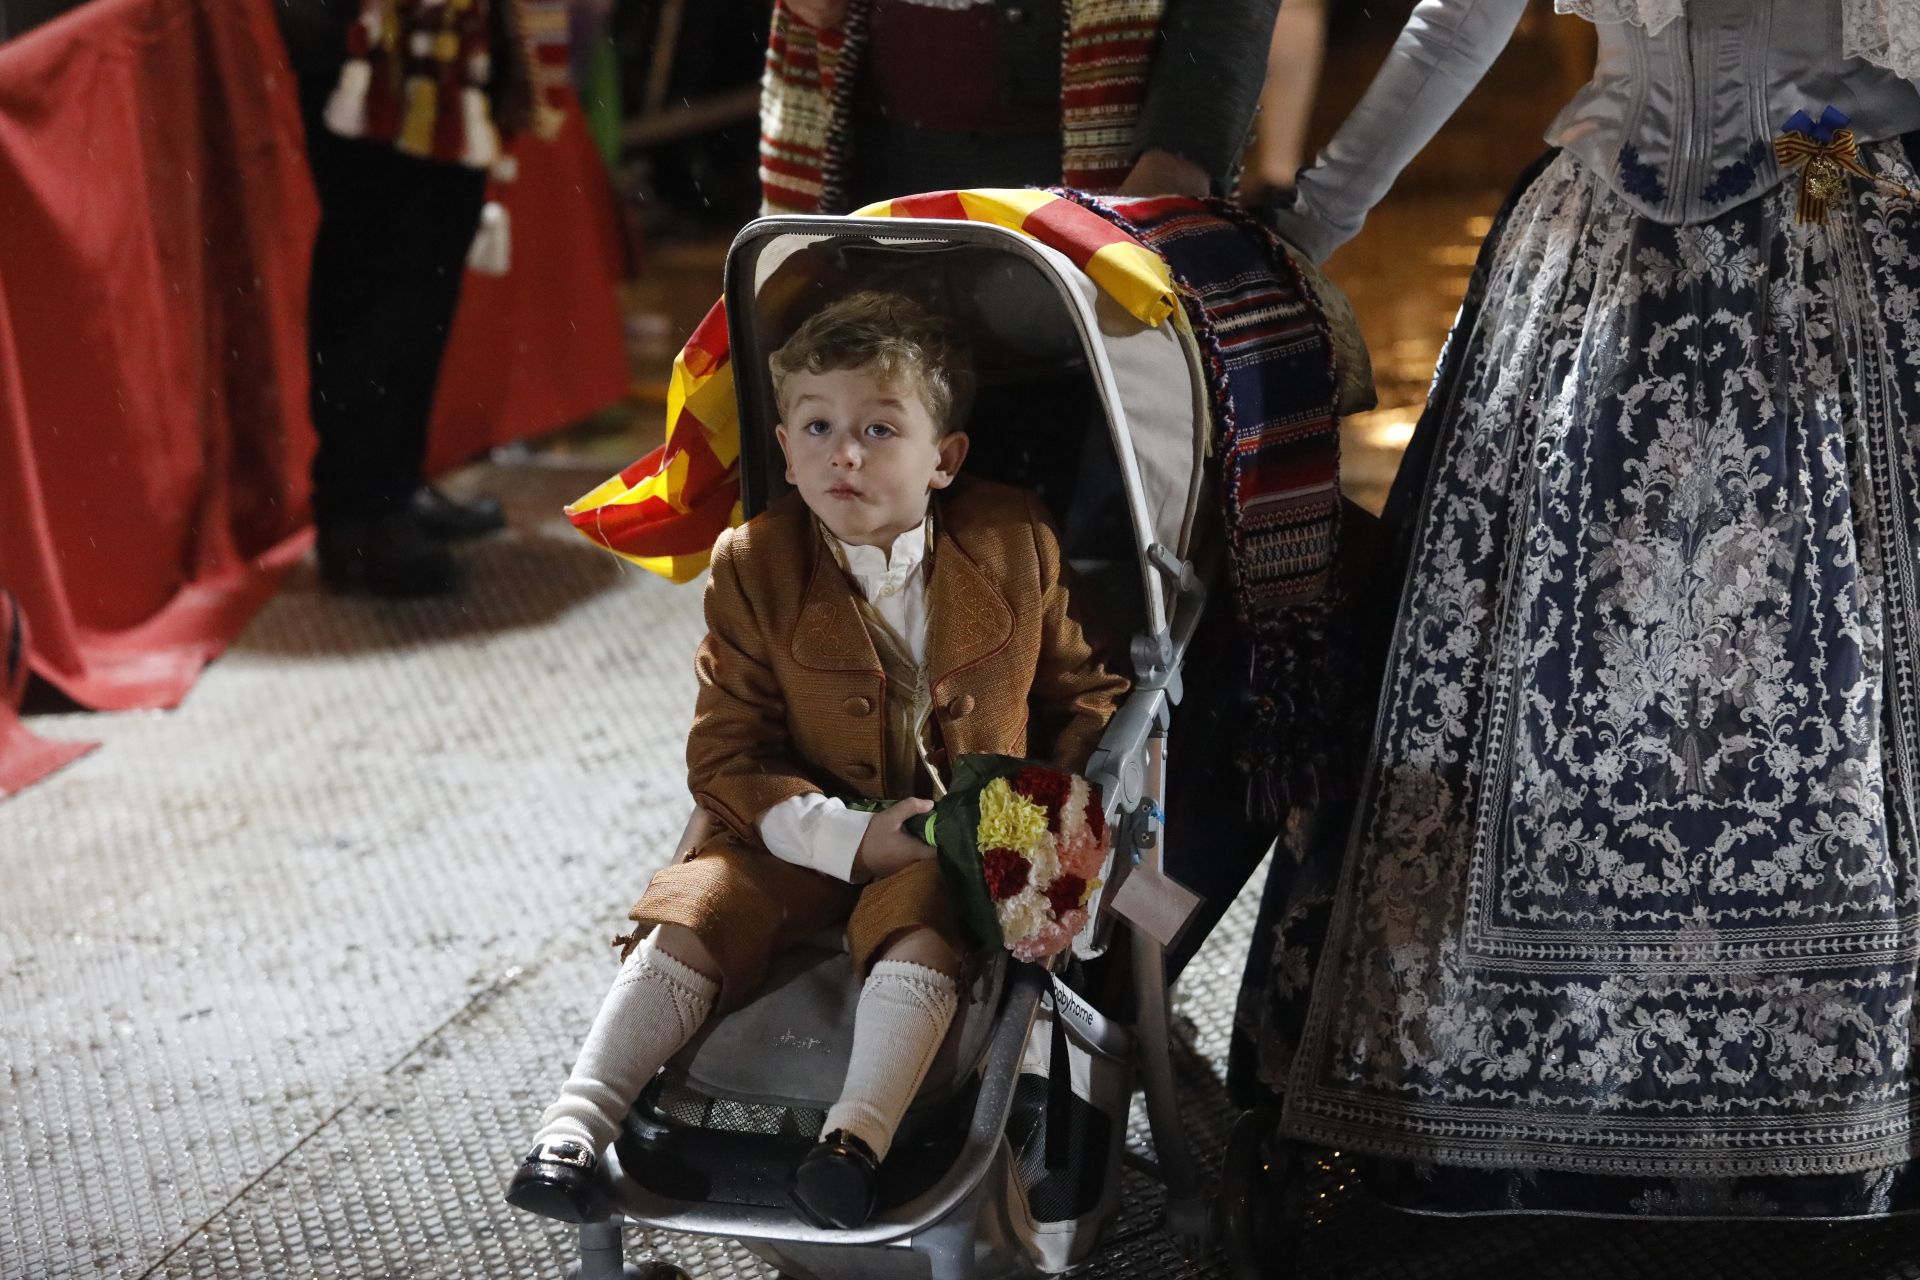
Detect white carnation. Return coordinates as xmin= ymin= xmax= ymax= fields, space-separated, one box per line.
xmin=1028 ymin=831 xmax=1060 ymax=887
xmin=1058 ymin=777 xmax=1090 ymax=846
xmin=995 ymin=885 xmax=1054 ymax=943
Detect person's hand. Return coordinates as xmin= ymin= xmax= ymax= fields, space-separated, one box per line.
xmin=783 ymin=0 xmax=847 ymax=29
xmin=1116 ymin=148 xmax=1210 ymax=198
xmin=854 ymin=797 xmax=935 ymax=879
xmin=1253 ymin=195 xmax=1346 ymax=266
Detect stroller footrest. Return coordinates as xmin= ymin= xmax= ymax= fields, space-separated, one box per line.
xmin=617 ymin=1079 xmax=978 ymax=1212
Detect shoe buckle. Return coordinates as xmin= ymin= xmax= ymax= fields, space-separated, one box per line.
xmin=818 ymin=1129 xmax=878 ymax=1165
xmin=530 ymin=1139 xmax=593 ymax=1169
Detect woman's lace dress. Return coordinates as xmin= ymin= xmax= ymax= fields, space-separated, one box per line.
xmin=1234 ymin=0 xmax=1920 ymax=1215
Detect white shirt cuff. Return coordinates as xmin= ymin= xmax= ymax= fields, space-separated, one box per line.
xmin=758 ymin=793 xmax=873 ymax=883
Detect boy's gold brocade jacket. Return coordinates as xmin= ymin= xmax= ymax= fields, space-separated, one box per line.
xmin=686 ymin=477 xmax=1129 ymax=850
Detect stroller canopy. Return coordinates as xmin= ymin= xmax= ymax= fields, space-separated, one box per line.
xmin=565 ymin=190 xmax=1198 ymax=595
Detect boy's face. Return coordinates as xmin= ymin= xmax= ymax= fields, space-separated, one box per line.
xmin=775 ymin=365 xmax=969 ymax=548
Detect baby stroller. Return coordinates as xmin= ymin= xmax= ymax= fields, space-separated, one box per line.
xmin=545 ymin=191 xmax=1370 ymax=1280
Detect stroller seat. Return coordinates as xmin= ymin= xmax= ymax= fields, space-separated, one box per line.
xmin=665 ymin=943 xmax=1008 ymax=1115
xmin=618 ymin=943 xmax=1011 ymax=1216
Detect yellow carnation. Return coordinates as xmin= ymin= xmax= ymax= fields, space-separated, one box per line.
xmin=977 ymin=777 xmax=1049 ymax=854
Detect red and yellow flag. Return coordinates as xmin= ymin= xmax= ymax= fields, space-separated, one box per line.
xmin=566 ymin=189 xmax=1174 ymax=580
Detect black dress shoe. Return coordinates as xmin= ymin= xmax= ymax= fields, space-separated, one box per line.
xmin=504 ymin=1139 xmax=601 ymax=1223
xmin=411 ymin=483 xmax=506 ymax=540
xmin=790 ymin=1130 xmax=879 ymax=1229
xmin=317 ymin=510 xmax=458 ymax=598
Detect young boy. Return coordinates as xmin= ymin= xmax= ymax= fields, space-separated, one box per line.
xmin=507 ymin=291 xmax=1126 ymax=1229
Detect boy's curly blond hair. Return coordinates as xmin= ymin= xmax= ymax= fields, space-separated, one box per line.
xmin=769 ymin=291 xmax=975 ymax=433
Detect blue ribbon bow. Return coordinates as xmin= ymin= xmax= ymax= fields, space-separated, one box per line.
xmin=1782 ymin=105 xmax=1852 ymax=143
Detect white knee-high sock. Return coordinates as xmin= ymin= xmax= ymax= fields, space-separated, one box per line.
xmin=822 ymin=959 xmax=960 ymax=1162
xmin=534 ymin=928 xmax=720 ymax=1155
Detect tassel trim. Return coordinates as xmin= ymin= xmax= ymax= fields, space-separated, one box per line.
xmin=467 ymin=201 xmax=512 ymax=276
xmin=461 ymin=87 xmax=501 ymax=168
xmin=323 ymin=58 xmax=373 ymax=138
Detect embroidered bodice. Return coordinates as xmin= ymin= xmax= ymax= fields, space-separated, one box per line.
xmin=1550 ymin=1 xmax=1920 ymax=223
xmin=1278 ymin=0 xmax=1920 ymax=261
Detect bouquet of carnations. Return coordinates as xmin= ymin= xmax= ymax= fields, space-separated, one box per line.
xmin=906 ymin=755 xmax=1110 ymax=963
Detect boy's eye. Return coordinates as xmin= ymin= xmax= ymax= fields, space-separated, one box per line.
xmin=803 ymin=419 xmax=831 ymax=435
xmin=864 ymin=422 xmax=895 ymax=439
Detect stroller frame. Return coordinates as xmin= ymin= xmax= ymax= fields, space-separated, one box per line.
xmin=565 ymin=215 xmax=1218 ymax=1280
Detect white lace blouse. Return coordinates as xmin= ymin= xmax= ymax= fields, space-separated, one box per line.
xmin=1276 ymin=0 xmax=1920 ymax=260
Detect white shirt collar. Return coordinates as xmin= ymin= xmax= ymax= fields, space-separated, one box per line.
xmin=827 ymin=517 xmax=930 ymax=595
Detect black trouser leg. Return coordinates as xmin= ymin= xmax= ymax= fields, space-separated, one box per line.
xmin=305 ymin=130 xmax=487 ymax=525
xmin=1161 ymin=597 xmax=1286 ymax=979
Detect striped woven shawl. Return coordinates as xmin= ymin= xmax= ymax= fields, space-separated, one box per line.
xmin=1069 ymin=194 xmax=1352 ymax=811
xmin=760 ymin=0 xmax=1167 ymax=214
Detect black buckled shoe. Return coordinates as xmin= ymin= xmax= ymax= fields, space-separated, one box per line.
xmin=504 ymin=1138 xmax=601 ymax=1223
xmin=790 ymin=1130 xmax=879 ymax=1229
xmin=411 ymin=483 xmax=506 ymax=540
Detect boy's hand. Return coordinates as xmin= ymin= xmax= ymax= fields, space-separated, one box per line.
xmin=854 ymin=798 xmax=935 ymax=880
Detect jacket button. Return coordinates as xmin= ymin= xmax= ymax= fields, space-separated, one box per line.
xmin=843 ymin=695 xmax=874 ymax=716
xmin=846 ymin=763 xmax=876 ymax=780
xmin=947 ymin=694 xmax=975 ymax=718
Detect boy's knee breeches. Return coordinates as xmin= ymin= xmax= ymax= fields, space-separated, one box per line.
xmin=626 ymin=836 xmax=967 ymax=1012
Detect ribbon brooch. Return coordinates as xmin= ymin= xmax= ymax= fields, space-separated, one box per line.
xmin=1775 ymin=106 xmax=1915 ymax=224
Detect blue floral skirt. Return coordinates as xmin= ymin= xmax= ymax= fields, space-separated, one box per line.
xmin=1231 ymin=142 xmax=1920 ymax=1217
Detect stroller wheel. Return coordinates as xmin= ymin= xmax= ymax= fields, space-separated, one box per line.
xmin=566 ymin=1221 xmax=693 ymax=1280
xmin=567 ymin=1263 xmax=689 ymax=1280
xmin=1218 ymin=1108 xmax=1307 ymax=1280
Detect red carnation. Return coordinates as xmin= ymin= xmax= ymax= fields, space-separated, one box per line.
xmin=1045 ymin=874 xmax=1087 ymax=916
xmin=1010 ymin=766 xmax=1072 ymax=832
xmin=982 ymin=847 xmax=1031 ymax=899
